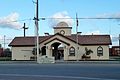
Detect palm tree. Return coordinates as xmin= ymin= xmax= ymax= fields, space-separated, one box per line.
xmin=82 ymin=47 xmax=93 ymax=59
xmin=85 ymin=47 xmax=93 ymax=55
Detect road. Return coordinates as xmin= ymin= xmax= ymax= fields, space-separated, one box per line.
xmin=0 ymin=63 xmax=120 ymax=80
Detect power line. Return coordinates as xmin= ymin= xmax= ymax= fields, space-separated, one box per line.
xmin=39 ymin=17 xmax=120 ymax=20
xmin=5 ymin=17 xmax=120 ymax=22
xmin=1 ymin=17 xmax=120 ymax=23
xmin=1 ymin=18 xmax=33 ymax=23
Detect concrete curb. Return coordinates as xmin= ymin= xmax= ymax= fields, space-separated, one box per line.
xmin=0 ymin=61 xmax=120 ymax=64
xmin=55 ymin=61 xmax=120 ymax=64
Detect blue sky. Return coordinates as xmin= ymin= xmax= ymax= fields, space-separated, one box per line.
xmin=0 ymin=0 xmax=120 ymax=48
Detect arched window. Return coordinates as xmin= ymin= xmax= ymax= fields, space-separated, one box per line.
xmin=41 ymin=46 xmax=46 ymax=56
xmin=97 ymin=46 xmax=103 ymax=56
xmin=69 ymin=47 xmax=75 ymax=56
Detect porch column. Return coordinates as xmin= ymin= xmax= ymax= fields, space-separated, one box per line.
xmin=64 ymin=45 xmax=69 ymax=60
xmin=46 ymin=45 xmax=52 ymax=57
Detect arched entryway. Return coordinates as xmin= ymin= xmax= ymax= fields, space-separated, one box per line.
xmin=41 ymin=46 xmax=46 ymax=56
xmin=51 ymin=42 xmax=64 ymax=60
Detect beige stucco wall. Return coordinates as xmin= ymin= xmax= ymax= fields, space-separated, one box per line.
xmin=80 ymin=45 xmax=109 ymax=60
xmin=11 ymin=47 xmax=34 ymax=60
xmin=11 ymin=45 xmax=109 ymax=60
xmin=54 ymin=28 xmax=71 ymax=36
xmin=66 ymin=45 xmax=109 ymax=60
xmin=40 ymin=34 xmax=110 ymax=60
xmin=45 ymin=40 xmax=69 ymax=60
xmin=40 ymin=34 xmax=77 ymax=60
xmin=65 ymin=45 xmax=109 ymax=60
xmin=11 ymin=34 xmax=110 ymax=60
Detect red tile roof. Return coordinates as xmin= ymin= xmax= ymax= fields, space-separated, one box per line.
xmin=9 ymin=33 xmax=112 ymax=47
xmin=67 ymin=34 xmax=112 ymax=45
xmin=9 ymin=36 xmax=51 ymax=47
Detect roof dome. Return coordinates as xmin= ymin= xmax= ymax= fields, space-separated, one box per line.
xmin=56 ymin=22 xmax=69 ymax=27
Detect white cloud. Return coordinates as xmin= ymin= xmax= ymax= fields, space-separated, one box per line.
xmin=96 ymin=12 xmax=120 ymax=19
xmin=0 ymin=12 xmax=22 ymax=29
xmin=110 ymin=35 xmax=120 ymax=46
xmin=84 ymin=30 xmax=101 ymax=35
xmin=49 ymin=11 xmax=73 ymax=27
xmin=111 ymin=35 xmax=119 ymax=42
xmin=96 ymin=13 xmax=109 ymax=18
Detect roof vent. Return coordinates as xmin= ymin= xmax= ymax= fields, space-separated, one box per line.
xmin=44 ymin=33 xmax=49 ymax=36
xmin=77 ymin=32 xmax=82 ymax=35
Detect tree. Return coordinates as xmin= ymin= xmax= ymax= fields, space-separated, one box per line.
xmin=85 ymin=47 xmax=93 ymax=55
xmin=3 ymin=48 xmax=12 ymax=57
xmin=82 ymin=47 xmax=93 ymax=60
xmin=31 ymin=48 xmax=41 ymax=60
xmin=32 ymin=48 xmax=41 ymax=55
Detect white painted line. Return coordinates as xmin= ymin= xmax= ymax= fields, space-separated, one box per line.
xmin=0 ymin=74 xmax=117 ymax=80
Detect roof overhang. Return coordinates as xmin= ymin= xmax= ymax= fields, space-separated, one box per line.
xmin=44 ymin=38 xmax=70 ymax=46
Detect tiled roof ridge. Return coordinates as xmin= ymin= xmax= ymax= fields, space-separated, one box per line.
xmin=9 ymin=33 xmax=111 ymax=47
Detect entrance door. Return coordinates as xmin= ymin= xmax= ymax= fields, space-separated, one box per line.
xmin=51 ymin=42 xmax=64 ymax=60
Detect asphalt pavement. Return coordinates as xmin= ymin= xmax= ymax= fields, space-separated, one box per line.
xmin=0 ymin=63 xmax=120 ymax=80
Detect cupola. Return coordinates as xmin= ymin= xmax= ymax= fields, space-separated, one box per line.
xmin=53 ymin=22 xmax=72 ymax=36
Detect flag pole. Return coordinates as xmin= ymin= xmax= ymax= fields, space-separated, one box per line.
xmin=76 ymin=13 xmax=79 ymax=61
xmin=34 ymin=0 xmax=39 ymax=63
xmin=36 ymin=0 xmax=39 ymax=63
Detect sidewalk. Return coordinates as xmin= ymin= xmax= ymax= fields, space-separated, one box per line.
xmin=0 ymin=61 xmax=36 ymax=64
xmin=0 ymin=60 xmax=120 ymax=64
xmin=55 ymin=60 xmax=120 ymax=64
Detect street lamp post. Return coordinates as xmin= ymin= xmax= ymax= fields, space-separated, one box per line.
xmin=33 ymin=0 xmax=39 ymax=63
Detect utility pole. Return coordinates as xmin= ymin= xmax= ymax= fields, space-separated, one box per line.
xmin=118 ymin=34 xmax=120 ymax=55
xmin=36 ymin=0 xmax=39 ymax=63
xmin=3 ymin=35 xmax=6 ymax=49
xmin=33 ymin=0 xmax=39 ymax=63
xmin=22 ymin=23 xmax=28 ymax=37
